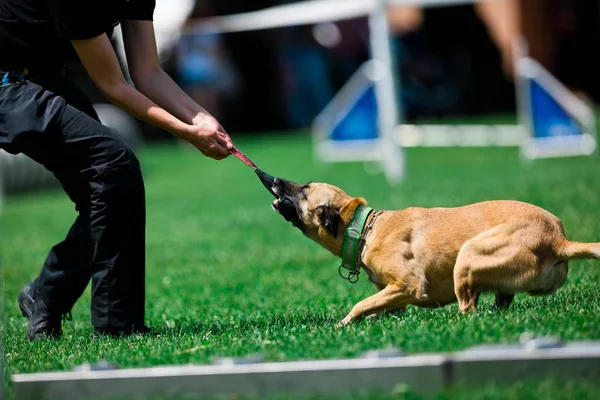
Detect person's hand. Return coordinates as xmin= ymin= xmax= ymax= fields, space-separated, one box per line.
xmin=183 ymin=113 xmax=233 ymax=160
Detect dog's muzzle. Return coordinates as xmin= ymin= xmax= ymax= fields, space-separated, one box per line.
xmin=271 ymin=177 xmax=303 ymax=198
xmin=272 ymin=197 xmax=298 ymax=222
xmin=257 ymin=174 xmax=302 ymax=226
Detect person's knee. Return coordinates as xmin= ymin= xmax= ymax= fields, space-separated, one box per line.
xmin=108 ymin=140 xmax=139 ymax=174
xmin=120 ymin=146 xmax=142 ymax=180
xmin=91 ymin=129 xmax=144 ymax=191
xmin=113 ymin=144 xmax=143 ymax=193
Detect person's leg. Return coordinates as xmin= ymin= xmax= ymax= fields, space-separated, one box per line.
xmin=39 ymin=95 xmax=147 ymax=334
xmin=2 ymin=78 xmax=86 ymax=339
xmin=3 ymin=78 xmax=147 ymax=339
xmin=64 ymin=108 xmax=147 ymax=332
xmin=18 ymin=78 xmax=102 ymax=339
xmin=18 ymin=214 xmax=89 ymax=338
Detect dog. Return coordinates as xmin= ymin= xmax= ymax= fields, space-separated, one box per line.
xmin=269 ymin=177 xmax=600 ymax=327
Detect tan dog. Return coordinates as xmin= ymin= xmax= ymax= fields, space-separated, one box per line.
xmin=270 ymin=177 xmax=600 ymax=327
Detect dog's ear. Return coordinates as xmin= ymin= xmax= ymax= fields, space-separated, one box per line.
xmin=317 ymin=206 xmax=341 ymax=239
xmin=340 ymin=197 xmax=367 ymax=223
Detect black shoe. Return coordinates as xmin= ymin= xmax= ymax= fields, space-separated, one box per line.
xmin=17 ymin=281 xmax=35 ymax=319
xmin=92 ymin=324 xmax=151 ymax=339
xmin=18 ymin=281 xmax=66 ymax=341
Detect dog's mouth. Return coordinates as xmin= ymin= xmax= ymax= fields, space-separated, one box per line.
xmin=271 ymin=190 xmax=304 ymax=230
xmin=272 ymin=197 xmax=300 ymax=224
xmin=256 ymin=170 xmax=304 ymax=228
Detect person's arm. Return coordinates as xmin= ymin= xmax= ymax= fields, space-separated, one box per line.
xmin=70 ymin=33 xmax=230 ymax=160
xmin=47 ymin=0 xmax=230 ymax=159
xmin=121 ymin=20 xmax=222 ymax=129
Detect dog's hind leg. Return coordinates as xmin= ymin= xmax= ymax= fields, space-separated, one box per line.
xmin=453 ymin=221 xmax=539 ymax=314
xmin=494 ymin=292 xmax=515 ymax=309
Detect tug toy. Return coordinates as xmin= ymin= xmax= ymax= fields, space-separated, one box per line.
xmin=228 ymin=146 xmax=296 ymax=221
xmin=228 ymin=145 xmax=277 ymax=196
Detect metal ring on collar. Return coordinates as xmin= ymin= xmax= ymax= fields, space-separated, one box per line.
xmin=338 ymin=264 xmax=360 ymax=283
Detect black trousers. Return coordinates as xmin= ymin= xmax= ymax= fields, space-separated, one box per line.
xmin=0 ymin=73 xmax=146 ymax=328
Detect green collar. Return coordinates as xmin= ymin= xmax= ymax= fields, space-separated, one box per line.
xmin=338 ymin=205 xmax=380 ymax=283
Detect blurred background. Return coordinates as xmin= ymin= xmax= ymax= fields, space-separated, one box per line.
xmin=1 ymin=0 xmax=599 ymax=192
xmin=70 ymin=0 xmax=600 ymax=138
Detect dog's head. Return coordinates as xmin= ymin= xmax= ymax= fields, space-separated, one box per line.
xmin=270 ymin=177 xmax=366 ymax=256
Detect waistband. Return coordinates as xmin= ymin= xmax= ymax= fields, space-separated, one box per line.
xmin=0 ymin=66 xmax=67 ymax=86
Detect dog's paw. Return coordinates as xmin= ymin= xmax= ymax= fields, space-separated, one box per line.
xmin=336 ymin=316 xmax=353 ymax=328
xmin=365 ymin=313 xmax=380 ymax=322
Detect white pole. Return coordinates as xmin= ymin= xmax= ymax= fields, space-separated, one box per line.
xmin=368 ymin=0 xmax=405 ymax=184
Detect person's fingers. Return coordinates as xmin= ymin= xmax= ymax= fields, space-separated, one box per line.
xmin=215 ymin=131 xmax=233 ymax=149
xmin=206 ymin=151 xmax=227 ymax=160
xmin=217 ymin=130 xmax=232 ymax=141
xmin=190 ymin=132 xmax=231 ymax=160
xmin=207 ymin=138 xmax=231 ymax=159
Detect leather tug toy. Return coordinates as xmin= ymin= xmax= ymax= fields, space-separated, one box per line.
xmin=228 ymin=146 xmax=276 ymax=194
xmin=228 ymin=146 xmax=296 ymax=220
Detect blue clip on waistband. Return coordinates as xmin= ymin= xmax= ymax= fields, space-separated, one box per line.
xmin=1 ymin=71 xmax=26 ymax=86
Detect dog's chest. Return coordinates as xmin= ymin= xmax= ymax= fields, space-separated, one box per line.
xmin=361 ymin=239 xmax=388 ymax=286
xmin=362 ymin=264 xmax=385 ymax=286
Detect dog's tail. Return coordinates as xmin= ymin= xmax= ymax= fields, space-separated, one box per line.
xmin=556 ymin=240 xmax=600 ymax=261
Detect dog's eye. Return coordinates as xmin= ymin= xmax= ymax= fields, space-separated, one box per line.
xmin=316 ymin=205 xmax=328 ymax=217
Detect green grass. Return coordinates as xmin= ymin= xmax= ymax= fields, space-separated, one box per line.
xmin=2 ymin=132 xmax=600 ymax=399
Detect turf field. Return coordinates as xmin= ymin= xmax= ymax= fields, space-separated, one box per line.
xmin=2 ymin=131 xmax=600 ymax=398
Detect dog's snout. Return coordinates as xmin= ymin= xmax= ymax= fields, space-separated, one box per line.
xmin=272 ymin=177 xmax=281 ymax=195
xmin=271 ymin=176 xmax=303 ymax=198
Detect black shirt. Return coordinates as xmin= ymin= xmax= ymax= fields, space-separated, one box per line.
xmin=0 ymin=0 xmax=155 ymax=71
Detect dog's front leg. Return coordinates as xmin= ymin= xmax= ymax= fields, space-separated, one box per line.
xmin=337 ymin=285 xmax=407 ymax=327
